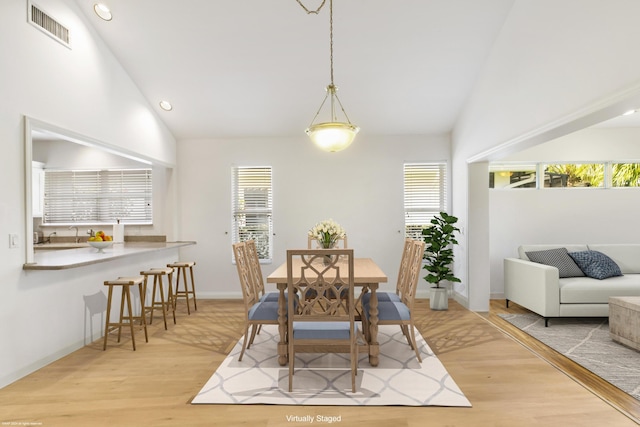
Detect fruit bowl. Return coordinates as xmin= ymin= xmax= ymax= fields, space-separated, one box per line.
xmin=88 ymin=240 xmax=113 ymax=252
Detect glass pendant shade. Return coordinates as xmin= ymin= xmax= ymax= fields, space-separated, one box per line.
xmin=306 ymin=122 xmax=359 ymax=152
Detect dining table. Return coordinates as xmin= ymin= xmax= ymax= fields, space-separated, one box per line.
xmin=266 ymin=257 xmax=388 ymax=367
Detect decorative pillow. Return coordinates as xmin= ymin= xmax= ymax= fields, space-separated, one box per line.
xmin=568 ymin=250 xmax=623 ymax=280
xmin=525 ymin=248 xmax=585 ymax=278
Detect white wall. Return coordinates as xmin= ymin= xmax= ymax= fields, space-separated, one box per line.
xmin=176 ymin=134 xmax=450 ymax=299
xmin=0 ymin=0 xmax=177 ymax=388
xmin=452 ymin=0 xmax=640 ymax=310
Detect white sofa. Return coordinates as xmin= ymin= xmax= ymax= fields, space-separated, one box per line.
xmin=504 ymin=244 xmax=640 ymax=326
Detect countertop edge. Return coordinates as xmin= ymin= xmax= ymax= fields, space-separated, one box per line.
xmin=23 ymin=241 xmax=196 ymax=270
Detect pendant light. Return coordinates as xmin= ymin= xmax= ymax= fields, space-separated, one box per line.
xmin=299 ymin=0 xmax=359 ymax=152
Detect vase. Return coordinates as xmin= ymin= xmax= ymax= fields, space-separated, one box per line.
xmin=429 ymin=287 xmax=448 ymax=310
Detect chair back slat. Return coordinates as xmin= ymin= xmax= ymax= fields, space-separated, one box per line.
xmin=396 ymin=238 xmax=414 ymax=295
xmin=232 ymin=242 xmax=259 ymax=313
xmin=287 ymin=249 xmax=354 ymax=323
xmin=245 ymin=240 xmax=265 ymax=297
xmin=400 ymin=240 xmax=426 ymax=309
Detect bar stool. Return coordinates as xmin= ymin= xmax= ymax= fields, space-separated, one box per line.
xmin=167 ymin=261 xmax=197 ymax=314
xmin=103 ymin=276 xmax=148 ymax=351
xmin=141 ymin=267 xmax=176 ymax=330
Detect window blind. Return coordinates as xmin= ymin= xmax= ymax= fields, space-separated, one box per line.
xmin=43 ymin=169 xmax=152 ymax=225
xmin=232 ymin=166 xmax=273 ymax=261
xmin=404 ymin=162 xmax=447 ymax=239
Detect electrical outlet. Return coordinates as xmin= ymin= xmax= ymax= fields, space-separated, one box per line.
xmin=9 ymin=233 xmax=19 ymax=249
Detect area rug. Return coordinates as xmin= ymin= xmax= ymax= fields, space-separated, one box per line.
xmin=499 ymin=313 xmax=640 ymax=400
xmin=192 ymin=325 xmax=471 ymax=406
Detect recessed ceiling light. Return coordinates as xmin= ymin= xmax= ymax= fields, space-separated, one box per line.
xmin=159 ymin=100 xmax=173 ymax=111
xmin=94 ymin=3 xmax=112 ymax=21
xmin=623 ymin=109 xmax=637 ymax=116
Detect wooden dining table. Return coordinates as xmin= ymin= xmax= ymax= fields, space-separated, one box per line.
xmin=266 ymin=257 xmax=388 ymax=367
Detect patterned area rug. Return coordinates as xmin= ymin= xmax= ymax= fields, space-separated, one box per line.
xmin=499 ymin=313 xmax=640 ymax=400
xmin=192 ymin=325 xmax=471 ymax=406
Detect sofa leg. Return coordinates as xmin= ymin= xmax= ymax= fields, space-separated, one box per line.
xmin=544 ymin=318 xmax=549 ymax=327
xmin=506 ymin=299 xmax=510 ymax=308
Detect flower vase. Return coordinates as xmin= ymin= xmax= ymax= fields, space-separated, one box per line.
xmin=323 ymin=243 xmax=336 ymax=265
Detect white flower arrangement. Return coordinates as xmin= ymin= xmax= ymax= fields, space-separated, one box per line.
xmin=308 ymin=219 xmax=346 ymax=249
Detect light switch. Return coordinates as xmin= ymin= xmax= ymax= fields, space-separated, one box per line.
xmin=9 ymin=233 xmax=18 ymax=249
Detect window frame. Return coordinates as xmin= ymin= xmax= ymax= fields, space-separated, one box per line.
xmin=231 ymin=165 xmax=273 ymax=263
xmin=403 ymin=162 xmax=447 ymax=239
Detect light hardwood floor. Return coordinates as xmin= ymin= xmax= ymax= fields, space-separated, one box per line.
xmin=0 ymin=298 xmax=638 ymax=427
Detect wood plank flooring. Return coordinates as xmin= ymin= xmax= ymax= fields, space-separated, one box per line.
xmin=0 ymin=298 xmax=638 ymax=427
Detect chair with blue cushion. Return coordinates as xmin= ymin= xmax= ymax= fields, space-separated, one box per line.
xmin=245 ymin=239 xmax=279 ymax=303
xmin=287 ymin=248 xmax=359 ymax=392
xmin=363 ymin=239 xmax=425 ymax=362
xmin=233 ymin=241 xmax=279 ymax=361
xmin=362 ymin=238 xmax=413 ymax=307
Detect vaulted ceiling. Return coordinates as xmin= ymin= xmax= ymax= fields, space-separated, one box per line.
xmin=74 ymin=0 xmax=516 ymax=140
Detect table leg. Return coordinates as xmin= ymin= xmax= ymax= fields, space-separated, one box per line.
xmin=368 ymin=283 xmax=379 ymax=366
xmin=277 ymin=282 xmax=288 ymax=366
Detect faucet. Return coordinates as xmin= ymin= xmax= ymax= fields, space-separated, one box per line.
xmin=87 ymin=228 xmax=95 ymax=237
xmin=69 ymin=226 xmax=79 ymax=243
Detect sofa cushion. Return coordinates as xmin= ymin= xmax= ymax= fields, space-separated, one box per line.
xmin=568 ymin=250 xmax=623 ymax=280
xmin=525 ymin=247 xmax=585 ymax=278
xmin=518 ymin=244 xmax=588 ymax=261
xmin=559 ymin=275 xmax=640 ymax=303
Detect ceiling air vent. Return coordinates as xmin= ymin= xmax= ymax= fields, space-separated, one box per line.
xmin=28 ymin=2 xmax=71 ymax=48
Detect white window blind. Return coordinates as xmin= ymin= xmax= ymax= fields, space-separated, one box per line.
xmin=43 ymin=169 xmax=152 ymax=225
xmin=232 ymin=166 xmax=273 ymax=261
xmin=404 ymin=162 xmax=447 ymax=239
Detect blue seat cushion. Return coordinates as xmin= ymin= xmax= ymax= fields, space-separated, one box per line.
xmin=363 ymin=301 xmax=411 ymax=321
xmin=293 ymin=321 xmax=355 ymax=340
xmin=248 ymin=301 xmax=279 ymax=320
xmin=361 ymin=291 xmax=401 ymax=306
xmin=260 ymin=292 xmax=283 ymax=302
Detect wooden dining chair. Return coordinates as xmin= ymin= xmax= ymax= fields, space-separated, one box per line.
xmin=287 ymin=248 xmax=359 ymax=392
xmin=232 ymin=241 xmax=279 ymax=361
xmin=362 ymin=238 xmax=414 ymax=307
xmin=363 ymin=239 xmax=425 ymax=362
xmin=245 ymin=240 xmax=279 ymax=303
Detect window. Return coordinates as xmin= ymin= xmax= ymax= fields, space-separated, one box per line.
xmin=43 ymin=169 xmax=152 ymax=225
xmin=611 ymin=163 xmax=640 ymax=187
xmin=489 ymin=164 xmax=537 ymax=189
xmin=545 ymin=163 xmax=604 ymax=187
xmin=232 ymin=166 xmax=273 ymax=262
xmin=403 ymin=162 xmax=447 ymax=239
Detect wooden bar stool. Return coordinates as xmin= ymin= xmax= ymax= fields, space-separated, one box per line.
xmin=141 ymin=267 xmax=176 ymax=330
xmin=167 ymin=261 xmax=197 ymax=314
xmin=103 ymin=276 xmax=148 ymax=351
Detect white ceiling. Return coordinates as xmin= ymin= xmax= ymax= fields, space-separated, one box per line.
xmin=73 ymin=0 xmax=517 ymax=140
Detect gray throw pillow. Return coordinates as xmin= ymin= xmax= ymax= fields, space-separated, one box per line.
xmin=525 ymin=247 xmax=585 ymax=278
xmin=568 ymin=250 xmax=623 ymax=280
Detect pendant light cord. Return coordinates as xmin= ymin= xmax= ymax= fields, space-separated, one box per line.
xmin=329 ymin=0 xmax=334 ymax=87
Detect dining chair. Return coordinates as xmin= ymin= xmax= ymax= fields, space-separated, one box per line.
xmin=232 ymin=241 xmax=279 ymax=361
xmin=363 ymin=239 xmax=425 ymax=362
xmin=245 ymin=240 xmax=279 ymax=303
xmin=307 ymin=235 xmax=348 ymax=249
xmin=287 ymin=248 xmax=359 ymax=392
xmin=362 ymin=238 xmax=414 ymax=307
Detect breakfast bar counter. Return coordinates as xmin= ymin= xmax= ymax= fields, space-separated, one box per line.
xmin=24 ymin=241 xmax=196 ymax=270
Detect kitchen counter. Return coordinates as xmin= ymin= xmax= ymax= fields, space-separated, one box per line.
xmin=24 ymin=241 xmax=196 ymax=270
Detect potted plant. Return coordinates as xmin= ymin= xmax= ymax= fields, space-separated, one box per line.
xmin=421 ymin=212 xmax=461 ymax=310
